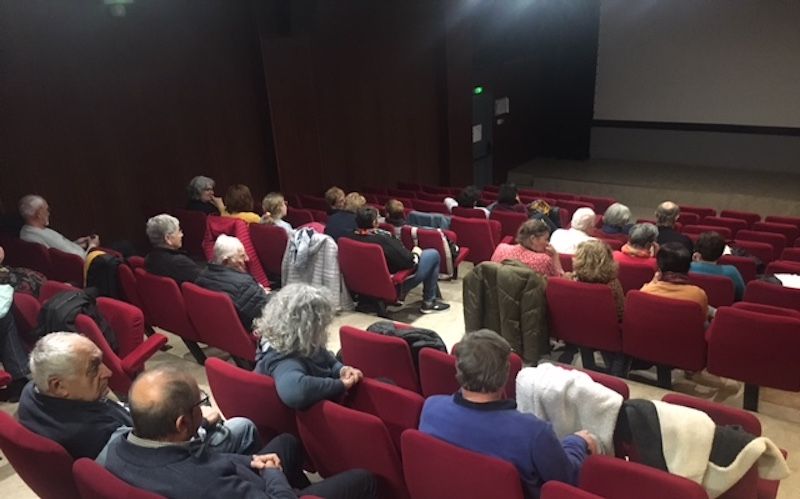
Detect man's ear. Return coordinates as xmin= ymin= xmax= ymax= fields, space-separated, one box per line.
xmin=175 ymin=414 xmax=189 ymax=435
xmin=48 ymin=376 xmax=67 ymax=397
xmin=692 ymin=252 xmax=701 ymax=262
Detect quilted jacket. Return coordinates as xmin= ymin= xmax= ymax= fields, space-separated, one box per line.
xmin=194 ymin=263 xmax=269 ymax=331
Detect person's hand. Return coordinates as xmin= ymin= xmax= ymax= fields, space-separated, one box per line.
xmin=340 ymin=366 xmax=364 ymax=383
xmin=411 ymin=246 xmax=423 ymax=256
xmin=75 ymin=236 xmax=90 ymax=248
xmin=650 ymin=270 xmax=662 ymax=284
xmin=201 ymin=407 xmax=222 ymax=426
xmin=251 ymin=453 xmax=282 ymax=471
xmin=544 ymin=243 xmax=558 ymax=258
xmin=211 ymin=196 xmax=226 ymax=213
xmin=575 ymin=430 xmax=598 ymax=455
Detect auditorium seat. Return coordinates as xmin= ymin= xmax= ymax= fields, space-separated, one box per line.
xmin=489 ymin=210 xmax=529 ymax=239
xmin=743 ymin=280 xmax=800 ymax=314
xmin=780 ymin=247 xmax=800 ymax=262
xmin=765 ymin=215 xmax=800 ymax=231
xmin=701 ymin=216 xmax=748 ymax=237
xmin=449 ymin=216 xmax=502 ymax=264
xmin=12 ymin=291 xmax=41 ymax=341
xmin=720 ymin=210 xmax=761 ymax=226
xmin=73 ymin=458 xmax=165 ymax=499
xmin=48 ymin=248 xmax=84 ymax=287
xmin=750 ymin=222 xmax=799 ymax=246
xmin=765 ymin=260 xmax=800 ymax=275
xmin=718 ymin=255 xmax=758 ymax=283
xmin=616 ymin=259 xmax=656 ymax=294
xmin=580 ymin=455 xmax=708 ymax=499
xmin=172 ymin=209 xmax=207 ymax=260
xmin=579 ymin=195 xmax=615 ymax=213
xmin=733 ymin=239 xmax=776 ymax=264
xmin=249 ymin=223 xmax=288 ymax=286
xmin=38 ymin=280 xmax=77 ymax=303
xmin=737 ymin=230 xmax=787 ymax=261
xmin=285 ymin=206 xmax=315 ymax=227
xmin=2 ymin=237 xmax=53 ymax=278
xmin=339 ymin=326 xmax=420 ymax=393
xmin=298 ymin=194 xmax=330 ymax=212
xmin=541 ymin=482 xmax=603 ymax=499
xmin=688 ymin=271 xmax=735 ymax=307
xmin=451 ymin=206 xmax=486 ymax=219
xmin=679 ymin=204 xmax=716 ymax=219
xmin=682 ymin=224 xmax=733 ymax=240
xmin=410 ymin=199 xmax=450 ymax=214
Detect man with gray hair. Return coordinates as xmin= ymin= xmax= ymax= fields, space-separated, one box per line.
xmin=195 ymin=234 xmax=270 ymax=330
xmin=600 ymin=202 xmax=633 ymax=240
xmin=17 ymin=332 xmax=260 ymax=460
xmin=144 ymin=213 xmax=200 ymax=285
xmin=104 ymin=365 xmax=377 ymax=499
xmin=614 ymin=222 xmax=659 ymax=267
xmin=655 ymin=201 xmax=693 ymax=252
xmin=419 ymin=329 xmax=596 ymax=498
xmin=549 ymin=207 xmax=597 ymax=255
xmin=18 ymin=194 xmax=99 ymax=259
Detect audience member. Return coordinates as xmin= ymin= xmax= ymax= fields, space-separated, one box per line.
xmin=18 ymin=333 xmax=260 ymax=460
xmin=195 ymin=235 xmax=270 ymax=330
xmin=549 ymin=207 xmax=597 ymax=255
xmin=144 ymin=214 xmax=200 ymax=285
xmin=691 ymin=231 xmax=745 ymax=300
xmin=655 ymin=201 xmax=693 ymax=252
xmin=18 ymin=194 xmax=99 ymax=260
xmin=526 ymin=199 xmax=559 ymax=232
xmin=0 ymin=245 xmax=46 ymax=296
xmin=324 ymin=186 xmax=346 ymax=213
xmin=104 ymin=365 xmax=376 ymax=499
xmin=420 ymin=330 xmax=596 ymax=499
xmin=614 ymin=223 xmax=659 ymax=268
xmin=491 ymin=219 xmax=564 ymax=277
xmin=186 ymin=176 xmax=225 ymax=215
xmin=444 ymin=185 xmax=489 ymax=216
xmin=224 ymin=184 xmax=261 ymax=224
xmin=343 ymin=207 xmax=450 ymax=313
xmin=325 ymin=192 xmax=365 ymax=241
xmin=599 ymin=203 xmax=632 ymax=239
xmin=570 ymin=240 xmax=624 ymax=321
xmin=641 ymin=242 xmax=709 ymax=318
xmin=384 ymin=198 xmax=407 ymax=231
xmin=254 ymin=284 xmax=364 ymax=410
xmin=260 ymin=192 xmax=293 ymax=236
xmin=489 ymin=183 xmax=526 ymax=213
xmin=0 ymin=287 xmax=31 ymax=402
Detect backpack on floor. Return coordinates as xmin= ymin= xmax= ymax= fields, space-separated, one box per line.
xmin=30 ymin=289 xmax=119 ymax=352
xmin=366 ymin=320 xmax=447 ymax=370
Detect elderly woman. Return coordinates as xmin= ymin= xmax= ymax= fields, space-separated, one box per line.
xmin=223 ymin=184 xmax=261 ymax=224
xmin=570 ymin=240 xmax=624 ymax=320
xmin=253 ymin=283 xmax=363 ymax=410
xmin=491 ymin=219 xmax=564 ymax=277
xmin=599 ymin=203 xmax=632 ymax=240
xmin=324 ymin=192 xmax=366 ymax=241
xmin=614 ymin=223 xmax=659 ymax=268
xmin=549 ymin=207 xmax=597 ymax=255
xmin=186 ymin=176 xmax=225 ymax=215
xmin=260 ymin=192 xmax=293 ymax=236
xmin=144 ymin=214 xmax=200 ymax=284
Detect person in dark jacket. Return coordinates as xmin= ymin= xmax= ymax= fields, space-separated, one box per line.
xmin=655 ymin=201 xmax=694 ymax=252
xmin=324 ymin=192 xmax=365 ymax=241
xmin=144 ymin=214 xmax=201 ymax=284
xmin=195 ymin=234 xmax=270 ymax=330
xmin=104 ymin=365 xmax=377 ymax=499
xmin=186 ymin=175 xmax=226 ymax=215
xmin=488 ymin=183 xmax=527 ymax=214
xmin=254 ymin=283 xmax=364 ymax=410
xmin=342 ymin=207 xmax=450 ymax=314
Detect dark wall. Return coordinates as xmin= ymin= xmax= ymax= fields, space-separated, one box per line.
xmin=1 ymin=0 xmax=277 ymax=248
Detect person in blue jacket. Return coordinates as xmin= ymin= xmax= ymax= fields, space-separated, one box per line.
xmin=691 ymin=231 xmax=746 ymax=300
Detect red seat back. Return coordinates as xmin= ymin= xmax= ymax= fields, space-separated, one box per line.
xmin=13 ymin=291 xmax=41 ymax=340
xmin=546 ymin=278 xmax=621 ymax=352
xmin=751 ymin=222 xmax=799 ymax=245
xmin=780 ymin=247 xmax=800 ymax=262
xmin=737 ymin=230 xmax=787 ymax=261
xmin=297 ymin=401 xmax=408 ymax=499
xmin=679 ymin=204 xmax=716 ymax=219
xmin=339 ymin=326 xmax=420 ymax=392
xmin=688 ymin=271 xmax=735 ymax=307
xmin=450 ymin=216 xmax=501 ymax=263
xmin=74 ymin=313 xmax=130 ymax=397
xmin=73 ymin=458 xmax=165 ymax=499
xmin=181 ymin=282 xmax=256 ymax=361
xmin=718 ymin=255 xmax=757 ymax=283
xmin=418 ymin=348 xmax=459 ymax=397
xmin=400 ymin=226 xmax=467 ymax=276
xmin=732 ymin=239 xmax=775 ymax=264
xmin=388 ymin=187 xmax=418 ymax=198
xmin=96 ymin=297 xmax=146 ymax=357
xmin=415 ymin=192 xmax=446 ymax=202
xmin=489 ymin=210 xmax=528 ymax=239
xmin=401 ymin=429 xmax=524 ymax=499
xmin=345 ymin=378 xmax=424 ymax=452
xmin=559 ymin=253 xmax=574 ymax=272
xmin=117 ymin=263 xmax=146 ymax=312
xmin=249 ymin=223 xmax=289 ymax=277
xmin=202 ymin=216 xmax=269 ymax=287
xmin=0 ymin=411 xmax=80 ymax=499
xmin=616 ymin=260 xmax=656 ymax=294
xmin=411 ymin=199 xmax=450 ymax=215
xmin=172 ymin=209 xmax=208 ymax=259
xmin=701 ymin=216 xmax=748 ymax=237
xmin=541 ymin=481 xmax=604 ymax=499
xmin=48 ymin=248 xmax=84 ymax=287
xmin=556 ymin=200 xmax=595 ymax=222
xmin=2 ymin=237 xmax=53 ymax=277
xmin=579 ymin=195 xmax=615 ymax=214
xmin=682 ymin=224 xmax=733 ymax=239
xmin=285 ymin=206 xmax=315 ymax=227
xmin=765 ymin=215 xmax=800 ymax=231
xmin=39 ymin=280 xmax=78 ymax=303
xmin=743 ymin=280 xmax=800 ymax=313
xmin=451 ymin=206 xmax=486 ymax=219
xmin=337 ymin=238 xmax=400 ymax=304
xmin=205 ymin=358 xmax=297 ymax=442
xmin=765 ymin=260 xmax=800 ymax=275
xmin=622 ymin=291 xmax=707 ymax=371
xmin=134 ymin=268 xmax=200 ymax=341
xmin=597 ymin=238 xmax=623 ymax=251
xmin=732 ymin=301 xmax=800 ymax=319
xmin=580 ymin=455 xmax=708 ymax=499
xmin=720 ymin=210 xmax=760 ymax=226
xmin=128 ymin=255 xmax=145 ymax=269
xmin=298 ymin=194 xmax=330 ymax=212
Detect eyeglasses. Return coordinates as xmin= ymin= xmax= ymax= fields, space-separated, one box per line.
xmin=193 ymin=389 xmax=211 ymax=409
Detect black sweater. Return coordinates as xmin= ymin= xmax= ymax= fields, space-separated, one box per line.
xmin=195 ymin=264 xmax=269 ymax=330
xmin=145 ymin=247 xmax=201 ymax=285
xmin=342 ymin=232 xmax=415 ymax=274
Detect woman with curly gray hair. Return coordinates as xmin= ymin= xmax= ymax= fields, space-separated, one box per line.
xmin=252 ymin=283 xmax=363 ymax=410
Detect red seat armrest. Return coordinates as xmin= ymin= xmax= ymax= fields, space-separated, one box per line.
xmin=391 ymin=268 xmax=415 ymax=285
xmin=121 ymin=334 xmax=168 ymax=375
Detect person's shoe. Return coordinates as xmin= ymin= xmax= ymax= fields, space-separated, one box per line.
xmin=420 ymin=300 xmax=450 ymax=314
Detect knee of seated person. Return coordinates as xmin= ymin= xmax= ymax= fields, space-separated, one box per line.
xmin=422 ymin=248 xmax=440 ymax=261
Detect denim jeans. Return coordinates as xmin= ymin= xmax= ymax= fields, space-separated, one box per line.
xmin=400 ymin=249 xmax=440 ymax=302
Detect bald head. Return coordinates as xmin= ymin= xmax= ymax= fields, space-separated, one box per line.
xmin=129 ymin=366 xmax=199 ymax=441
xmin=655 ymin=201 xmax=680 ymax=227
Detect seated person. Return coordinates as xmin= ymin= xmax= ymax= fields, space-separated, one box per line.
xmin=384 ymin=198 xmax=407 ymax=231
xmin=104 ymin=365 xmax=376 ymax=499
xmin=260 ymin=192 xmax=293 ymax=236
xmin=614 ymin=223 xmax=659 ymax=268
xmin=0 ymin=245 xmax=46 ymax=296
xmin=253 ymin=283 xmax=364 ymax=410
xmin=324 ymin=186 xmax=346 ymax=214
xmin=491 ymin=219 xmax=564 ymax=277
xmin=186 ymin=175 xmax=226 ymax=215
xmin=420 ymin=330 xmax=596 ymax=499
xmin=549 ymin=207 xmax=597 ymax=255
xmin=526 ymin=199 xmax=559 ymax=232
xmin=570 ymin=240 xmax=624 ymax=321
xmin=325 ymin=192 xmax=365 ymax=241
xmin=18 ymin=332 xmax=260 ymax=460
xmin=598 ymin=203 xmax=632 ymax=240
xmin=444 ymin=185 xmax=489 ymax=217
xmin=195 ymin=235 xmax=270 ymax=331
xmin=655 ymin=201 xmax=693 ymax=252
xmin=488 ymin=183 xmax=526 ymax=213
xmin=641 ymin=242 xmax=709 ymax=319
xmin=18 ymin=194 xmax=99 ymax=259
xmin=343 ymin=207 xmax=450 ymax=314
xmin=223 ymin=184 xmax=261 ymax=224
xmin=691 ymin=231 xmax=745 ymax=300
xmin=144 ymin=214 xmax=200 ymax=285
xmin=0 ymin=290 xmax=31 ymax=402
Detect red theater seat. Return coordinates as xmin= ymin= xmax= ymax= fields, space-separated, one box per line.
xmin=48 ymin=248 xmax=84 ymax=287
xmin=702 ymin=216 xmax=748 ymax=237
xmin=688 ymin=271 xmax=735 ymax=307
xmin=750 ymin=222 xmax=799 ymax=246
xmin=249 ymin=223 xmax=289 ymax=283
xmin=490 ymin=210 xmax=529 ymax=239
xmin=737 ymin=230 xmax=787 ymax=261
xmin=580 ymin=455 xmax=708 ymax=499
xmin=339 ymin=326 xmax=420 ymax=393
xmin=718 ymin=255 xmax=758 ymax=283
xmin=720 ymin=210 xmax=761 ymax=226
xmin=743 ymin=280 xmax=800 ymax=314
xmin=73 ymin=458 xmax=165 ymax=499
xmin=172 ymin=209 xmax=207 ymax=260
xmin=541 ymin=481 xmax=603 ymax=499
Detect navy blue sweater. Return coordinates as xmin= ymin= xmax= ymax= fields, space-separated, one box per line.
xmin=254 ymin=346 xmax=345 ymax=410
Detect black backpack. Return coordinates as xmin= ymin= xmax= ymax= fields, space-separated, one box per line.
xmin=366 ymin=321 xmax=447 ymax=370
xmin=30 ymin=289 xmax=119 ymax=352
xmin=86 ymin=253 xmax=125 ymax=299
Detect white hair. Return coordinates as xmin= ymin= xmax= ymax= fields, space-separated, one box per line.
xmin=186 ymin=176 xmax=215 ymax=200
xmin=253 ymin=283 xmax=333 ymax=357
xmin=145 ymin=214 xmax=181 ymax=246
xmin=571 ymin=207 xmax=596 ymax=233
xmin=603 ymin=203 xmax=631 ymax=228
xmin=29 ymin=332 xmax=93 ymax=392
xmin=212 ymin=234 xmax=245 ymax=265
xmin=18 ymin=194 xmax=46 ymax=220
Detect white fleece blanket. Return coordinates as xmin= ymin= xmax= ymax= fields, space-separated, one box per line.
xmin=516 ymin=363 xmax=623 ymax=455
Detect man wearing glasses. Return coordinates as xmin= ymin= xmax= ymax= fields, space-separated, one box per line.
xmin=104 ymin=365 xmax=377 ymax=499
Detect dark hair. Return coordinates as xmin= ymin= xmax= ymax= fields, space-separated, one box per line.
xmin=224 ymin=184 xmax=254 ymax=214
xmin=656 ymin=242 xmax=692 ymax=274
xmin=516 ymin=219 xmax=550 ymax=247
xmin=455 ymin=329 xmax=511 ymax=393
xmin=130 ymin=367 xmax=197 ymax=440
xmin=496 ymin=183 xmax=519 ymax=205
xmin=456 ymin=186 xmax=481 ymax=208
xmin=695 ymin=232 xmax=726 ymax=261
xmin=355 ymin=206 xmax=378 ymax=229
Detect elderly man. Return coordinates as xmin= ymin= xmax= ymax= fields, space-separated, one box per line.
xmin=104 ymin=366 xmax=377 ymax=499
xmin=614 ymin=223 xmax=659 ymax=268
xmin=420 ymin=330 xmax=596 ymax=498
xmin=691 ymin=232 xmax=745 ymax=300
xmin=18 ymin=194 xmax=99 ymax=259
xmin=195 ymin=235 xmax=270 ymax=330
xmin=549 ymin=207 xmax=597 ymax=255
xmin=641 ymin=242 xmax=709 ymax=318
xmin=655 ymin=201 xmax=693 ymax=252
xmin=144 ymin=213 xmax=201 ymax=285
xmin=17 ymin=332 xmax=260 ymax=460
